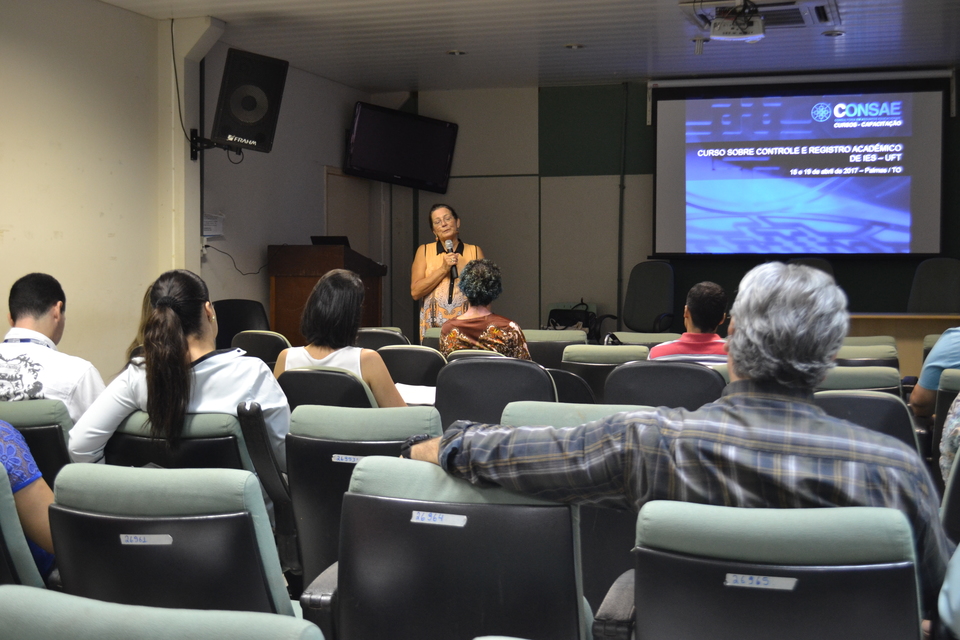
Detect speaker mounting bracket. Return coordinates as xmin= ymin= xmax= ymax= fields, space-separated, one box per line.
xmin=190 ymin=129 xmax=239 ymax=161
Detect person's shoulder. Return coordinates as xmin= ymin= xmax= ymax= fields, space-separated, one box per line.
xmin=495 ymin=315 xmax=522 ymax=329
xmin=648 ymin=339 xmax=681 ymax=356
xmin=358 ymin=348 xmax=386 ymax=366
xmin=0 ymin=420 xmax=20 ymax=440
xmin=197 ymin=348 xmax=261 ymax=372
xmin=440 ymin=319 xmax=460 ymax=334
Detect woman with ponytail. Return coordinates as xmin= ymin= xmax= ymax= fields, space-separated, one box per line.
xmin=69 ymin=270 xmax=290 ymax=469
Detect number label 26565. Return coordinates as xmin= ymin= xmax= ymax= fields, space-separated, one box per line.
xmin=724 ymin=573 xmax=797 ymax=591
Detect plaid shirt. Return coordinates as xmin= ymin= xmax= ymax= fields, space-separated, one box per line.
xmin=440 ymin=379 xmax=953 ymax=613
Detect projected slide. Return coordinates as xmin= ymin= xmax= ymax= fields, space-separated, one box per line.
xmin=684 ymin=93 xmax=915 ymax=254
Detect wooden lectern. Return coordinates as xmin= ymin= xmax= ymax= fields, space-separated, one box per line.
xmin=268 ymin=245 xmax=387 ymax=347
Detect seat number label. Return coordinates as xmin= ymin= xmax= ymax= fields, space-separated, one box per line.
xmin=120 ymin=534 xmax=173 ymax=545
xmin=332 ymin=454 xmax=363 ymax=464
xmin=724 ymin=574 xmax=797 ymax=590
xmin=411 ymin=511 xmax=467 ymax=527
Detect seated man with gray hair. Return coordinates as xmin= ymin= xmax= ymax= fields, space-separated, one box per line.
xmin=410 ymin=262 xmax=952 ymax=618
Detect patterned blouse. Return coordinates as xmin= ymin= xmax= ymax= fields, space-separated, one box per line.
xmin=417 ymin=240 xmax=482 ymax=341
xmin=940 ymin=396 xmax=960 ymax=482
xmin=1 ymin=420 xmax=55 ymax=576
xmin=439 ymin=314 xmax=532 ymax=360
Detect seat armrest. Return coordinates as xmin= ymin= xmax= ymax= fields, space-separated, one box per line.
xmin=593 ymin=569 xmax=635 ymax=640
xmin=237 ymin=402 xmax=301 ymax=574
xmin=301 ymin=562 xmax=338 ymax=638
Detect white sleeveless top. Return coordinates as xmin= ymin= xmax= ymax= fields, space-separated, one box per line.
xmin=283 ymin=346 xmax=363 ymax=378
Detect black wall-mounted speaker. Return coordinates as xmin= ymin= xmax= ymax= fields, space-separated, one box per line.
xmin=210 ymin=48 xmax=289 ymax=154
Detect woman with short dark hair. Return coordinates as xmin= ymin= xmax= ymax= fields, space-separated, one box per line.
xmin=438 ymin=259 xmax=530 ymax=359
xmin=274 ymin=269 xmax=405 ymax=407
xmin=69 ymin=269 xmax=290 ymax=468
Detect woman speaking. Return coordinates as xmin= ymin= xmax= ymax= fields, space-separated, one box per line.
xmin=411 ymin=204 xmax=484 ymax=341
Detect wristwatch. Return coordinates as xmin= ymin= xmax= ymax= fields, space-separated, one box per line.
xmin=400 ymin=433 xmax=435 ymax=459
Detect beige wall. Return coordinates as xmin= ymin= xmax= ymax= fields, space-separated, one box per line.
xmin=1 ymin=0 xmax=161 ymax=377
xmin=200 ymin=42 xmax=370 ymax=310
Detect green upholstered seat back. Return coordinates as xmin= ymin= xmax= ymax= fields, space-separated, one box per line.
xmin=561 ymin=345 xmax=649 ymax=364
xmin=522 ymin=329 xmax=589 ymax=343
xmin=346 ymin=456 xmax=591 ymax=639
xmin=816 ymin=365 xmax=902 ymax=394
xmin=843 ymin=335 xmax=897 ymax=347
xmin=501 ymin=401 xmax=649 ymax=427
xmin=637 ymin=501 xmax=915 ymax=565
xmin=0 ymin=399 xmax=73 ymax=433
xmin=53 ymin=464 xmax=292 ymax=616
xmin=834 ymin=344 xmax=899 ymax=367
xmin=0 ymin=584 xmax=322 ymax=640
xmin=290 ymin=405 xmax=442 ymax=441
xmin=114 ymin=411 xmax=255 ymax=472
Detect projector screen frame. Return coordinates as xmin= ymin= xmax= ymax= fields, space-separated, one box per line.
xmin=649 ymin=71 xmax=951 ymax=259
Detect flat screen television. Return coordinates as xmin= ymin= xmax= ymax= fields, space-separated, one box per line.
xmin=343 ymin=102 xmax=458 ymax=194
xmin=651 ymin=74 xmax=948 ymax=256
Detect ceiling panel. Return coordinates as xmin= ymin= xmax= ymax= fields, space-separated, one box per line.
xmin=99 ymin=0 xmax=960 ymax=92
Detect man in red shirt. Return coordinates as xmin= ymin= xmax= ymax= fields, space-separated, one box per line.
xmin=648 ymin=281 xmax=727 ymax=365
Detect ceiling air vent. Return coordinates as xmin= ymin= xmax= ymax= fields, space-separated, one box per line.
xmin=680 ymin=0 xmax=840 ymax=31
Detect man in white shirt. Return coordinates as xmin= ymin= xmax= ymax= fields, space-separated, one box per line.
xmin=1 ymin=273 xmax=105 ymax=423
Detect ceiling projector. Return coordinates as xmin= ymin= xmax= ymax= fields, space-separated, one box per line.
xmin=710 ymin=16 xmax=765 ymax=42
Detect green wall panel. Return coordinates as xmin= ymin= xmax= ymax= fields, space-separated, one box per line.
xmin=539 ymin=85 xmax=626 ymax=177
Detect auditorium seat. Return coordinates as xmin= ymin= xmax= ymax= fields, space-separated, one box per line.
xmin=435 ymin=357 xmax=556 ymax=427
xmin=212 ymin=299 xmax=270 ymax=351
xmin=620 ymin=261 xmax=675 ymax=333
xmin=355 ymin=327 xmax=410 ymax=349
xmin=231 ymin=330 xmax=291 ymax=369
xmin=377 ymin=344 xmax=447 ymax=386
xmin=104 ymin=411 xmax=251 ymax=472
xmin=834 ymin=344 xmax=900 ymax=369
xmin=446 ymin=348 xmax=507 ymax=361
xmin=843 ymin=335 xmax=897 ymax=347
xmin=522 ymin=329 xmax=588 ymax=369
xmin=0 ymin=584 xmax=323 ymax=640
xmin=278 ymin=366 xmax=377 ymax=411
xmin=941 ymin=453 xmax=960 ymax=546
xmin=500 ymin=400 xmax=648 ymax=612
xmin=301 ymin=456 xmax=591 ymax=640
xmin=816 ymin=365 xmax=902 ymax=397
xmin=925 ymin=333 xmax=942 ymax=364
xmin=593 ymin=502 xmax=921 ymax=640
xmin=0 ymin=398 xmax=73 ymax=483
xmin=50 ymin=465 xmax=298 ymax=615
xmin=604 ymin=361 xmax=726 ymax=410
xmin=908 ymin=258 xmax=960 ymax=313
xmin=547 ymin=368 xmax=597 ymax=404
xmin=813 ymin=390 xmax=921 ymax=454
xmin=286 ymin=404 xmax=442 ymax=585
xmin=422 ymin=326 xmax=441 ymax=349
xmin=560 ymin=345 xmax=649 ymax=403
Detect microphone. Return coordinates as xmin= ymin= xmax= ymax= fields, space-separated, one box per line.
xmin=444 ymin=239 xmax=458 ymax=280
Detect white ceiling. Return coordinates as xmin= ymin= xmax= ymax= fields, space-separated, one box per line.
xmin=101 ymin=0 xmax=960 ymax=93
